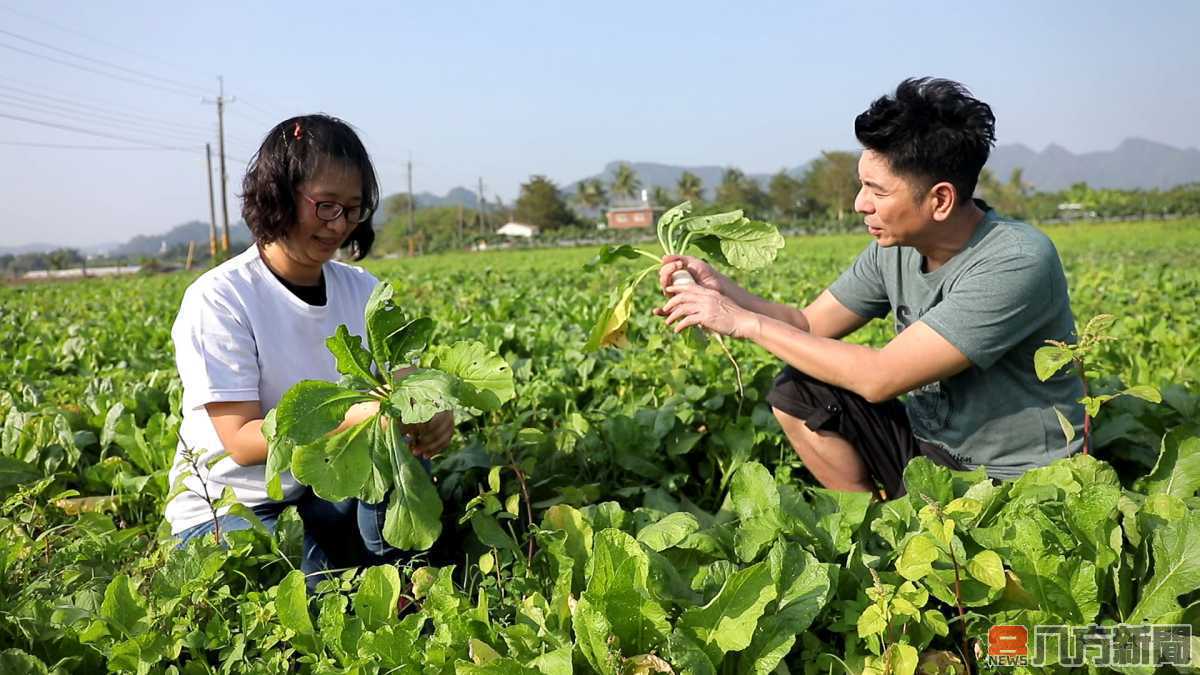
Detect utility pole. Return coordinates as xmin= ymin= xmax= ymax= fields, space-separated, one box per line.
xmin=476 ymin=177 xmax=486 ymax=234
xmin=204 ymin=76 xmax=235 ymax=252
xmin=457 ymin=203 xmax=464 ymax=249
xmin=205 ymin=143 xmax=218 ymax=258
xmin=406 ymin=154 xmax=415 ymax=236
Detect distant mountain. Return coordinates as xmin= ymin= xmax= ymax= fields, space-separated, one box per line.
xmin=985 ymin=138 xmax=1200 ymax=191
xmin=414 ymin=187 xmax=479 ymax=208
xmin=110 ymin=220 xmax=252 ymax=257
xmin=0 ymin=241 xmax=122 ymax=256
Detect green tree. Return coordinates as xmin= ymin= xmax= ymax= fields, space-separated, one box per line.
xmin=650 ymin=186 xmax=673 ymax=208
xmin=574 ymin=179 xmax=608 ymax=210
xmin=677 ymin=171 xmax=704 ymax=203
xmin=513 ymin=175 xmax=577 ymax=230
xmin=611 ymin=163 xmax=642 ymax=203
xmin=767 ymin=170 xmax=805 ymax=219
xmin=46 ymin=248 xmax=83 ymax=271
xmin=380 ymin=193 xmax=415 ymax=222
xmin=804 ymin=151 xmax=860 ymax=222
xmin=715 ymin=167 xmax=768 ymax=215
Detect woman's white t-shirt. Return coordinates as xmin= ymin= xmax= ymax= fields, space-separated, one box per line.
xmin=165 ymin=245 xmax=378 ymax=534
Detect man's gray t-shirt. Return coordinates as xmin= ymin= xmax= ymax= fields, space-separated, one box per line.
xmin=829 ymin=209 xmax=1085 ymax=479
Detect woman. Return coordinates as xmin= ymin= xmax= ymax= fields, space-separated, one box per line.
xmin=165 ymin=114 xmax=452 ymax=576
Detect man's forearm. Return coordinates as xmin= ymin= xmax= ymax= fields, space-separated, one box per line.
xmin=720 ymin=275 xmax=812 ymax=332
xmin=742 ymin=314 xmax=885 ymax=401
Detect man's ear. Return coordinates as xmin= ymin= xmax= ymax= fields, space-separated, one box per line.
xmin=929 ymin=181 xmax=958 ymax=222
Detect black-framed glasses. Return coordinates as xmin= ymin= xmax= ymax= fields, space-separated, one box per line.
xmin=299 ymin=193 xmax=373 ymax=224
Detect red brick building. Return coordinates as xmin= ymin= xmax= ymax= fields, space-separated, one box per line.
xmin=605 ymin=205 xmax=660 ymax=229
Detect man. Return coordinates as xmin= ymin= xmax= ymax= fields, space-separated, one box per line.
xmin=658 ymin=77 xmax=1084 ymax=499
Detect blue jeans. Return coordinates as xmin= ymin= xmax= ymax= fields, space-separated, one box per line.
xmin=176 ymin=490 xmax=403 ymax=585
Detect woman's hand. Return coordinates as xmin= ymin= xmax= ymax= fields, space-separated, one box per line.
xmin=658 ymin=283 xmax=761 ymax=340
xmin=401 ymin=410 xmax=454 ymax=459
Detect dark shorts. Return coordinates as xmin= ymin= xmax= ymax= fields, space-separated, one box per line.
xmin=765 ymin=366 xmax=965 ymax=499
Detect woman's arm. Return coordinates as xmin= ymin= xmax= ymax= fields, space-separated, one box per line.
xmin=206 ymin=399 xmax=380 ymax=467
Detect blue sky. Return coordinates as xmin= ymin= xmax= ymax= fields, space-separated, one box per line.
xmin=1 ymin=0 xmax=1197 ymax=247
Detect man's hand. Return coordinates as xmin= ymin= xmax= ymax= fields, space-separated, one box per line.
xmin=657 ymin=283 xmax=761 ymax=339
xmin=401 ymin=410 xmax=454 ymax=459
xmin=659 ymin=255 xmax=726 ymax=295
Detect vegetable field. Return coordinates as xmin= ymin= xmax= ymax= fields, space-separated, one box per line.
xmin=1 ymin=220 xmax=1198 ymax=674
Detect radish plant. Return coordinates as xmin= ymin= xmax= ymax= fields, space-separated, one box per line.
xmin=263 ymin=281 xmax=515 ymax=550
xmin=584 ymin=200 xmax=784 ymax=396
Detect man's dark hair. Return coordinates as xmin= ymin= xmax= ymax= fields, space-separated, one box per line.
xmin=241 ymin=114 xmax=378 ymax=260
xmin=855 ymin=77 xmax=996 ymax=203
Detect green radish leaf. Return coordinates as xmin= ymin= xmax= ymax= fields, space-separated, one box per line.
xmin=1034 ymin=344 xmax=1074 ymax=381
xmin=386 ymin=369 xmax=457 ymax=424
xmin=353 ymin=564 xmax=402 ymax=630
xmin=1137 ymin=430 xmax=1200 ymax=499
xmin=382 ymin=430 xmax=443 ymax=550
xmin=586 ymin=244 xmax=643 ymax=269
xmin=326 ymin=324 xmax=380 ymax=386
xmin=365 ymin=282 xmax=434 ymax=370
xmin=636 ymin=511 xmax=699 ymax=552
xmin=274 ymin=380 xmax=371 ymax=445
xmin=0 ymin=456 xmax=40 ymax=490
xmin=429 ymin=341 xmax=514 ymax=411
xmin=261 ymin=409 xmax=294 ymax=500
xmin=689 ymin=235 xmax=732 ymax=267
xmin=730 ymin=462 xmax=783 ymax=562
xmin=291 ymin=417 xmax=374 ymax=502
xmin=99 ymin=574 xmax=147 ymax=639
xmin=685 ymin=217 xmax=783 ymax=270
xmin=1130 ymin=510 xmax=1200 ymax=622
xmin=678 ymin=561 xmax=777 ymax=664
xmin=275 ymin=570 xmax=319 ymax=654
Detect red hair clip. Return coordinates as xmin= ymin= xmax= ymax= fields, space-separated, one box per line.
xmin=293 ymin=121 xmax=303 ymax=140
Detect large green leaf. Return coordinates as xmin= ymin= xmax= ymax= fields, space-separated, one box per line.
xmin=572 ymin=595 xmax=619 ymax=675
xmin=678 ymin=561 xmax=777 ymax=664
xmin=365 ymin=282 xmax=435 ymax=370
xmin=730 ymin=462 xmax=783 ymax=562
xmin=582 ymin=529 xmax=671 ymax=656
xmin=1034 ymin=344 xmax=1074 ymax=382
xmin=0 ymin=455 xmax=39 ymax=491
xmin=353 ymin=564 xmax=402 ymax=630
xmin=99 ymin=574 xmax=147 ymax=639
xmin=275 ymin=570 xmax=319 ymax=654
xmin=262 ymin=408 xmax=295 ymax=501
xmin=274 ymin=380 xmax=371 ymax=445
xmin=685 ymin=217 xmax=783 ymax=271
xmin=586 ymin=244 xmax=644 ymax=269
xmin=386 ymin=369 xmax=457 ymax=424
xmin=326 ymin=323 xmax=380 ymax=387
xmin=1137 ymin=430 xmax=1200 ymax=500
xmin=636 ymin=512 xmax=700 ymax=552
xmin=1130 ymin=510 xmax=1200 ymax=622
xmin=381 ymin=428 xmax=443 ymax=550
xmin=291 ymin=417 xmax=374 ymax=502
xmin=430 ymin=340 xmax=515 ymax=411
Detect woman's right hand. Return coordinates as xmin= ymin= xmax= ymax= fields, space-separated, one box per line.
xmin=659 ymin=255 xmax=724 ymax=296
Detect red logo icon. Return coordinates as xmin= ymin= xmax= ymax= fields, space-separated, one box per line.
xmin=989 ymin=625 xmax=1029 ymax=657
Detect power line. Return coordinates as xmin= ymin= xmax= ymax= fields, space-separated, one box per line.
xmin=0 ymin=96 xmax=215 ymax=144
xmin=0 ymin=41 xmax=203 ymax=98
xmin=0 ymin=28 xmax=208 ymax=93
xmin=0 ymin=110 xmax=203 ymax=152
xmin=0 ymin=140 xmax=197 ymax=151
xmin=0 ymin=82 xmax=213 ymax=134
xmin=0 ymin=3 xmax=202 ymax=75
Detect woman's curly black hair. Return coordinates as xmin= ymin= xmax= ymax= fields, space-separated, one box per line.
xmin=241 ymin=114 xmax=378 ymax=260
xmin=855 ymin=77 xmax=996 ymax=203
